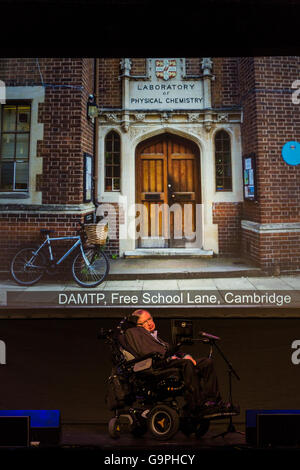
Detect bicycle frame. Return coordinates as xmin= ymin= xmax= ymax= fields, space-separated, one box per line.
xmin=32 ymin=234 xmax=89 ymax=266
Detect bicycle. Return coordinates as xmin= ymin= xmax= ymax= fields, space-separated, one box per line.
xmin=10 ymin=222 xmax=110 ymax=288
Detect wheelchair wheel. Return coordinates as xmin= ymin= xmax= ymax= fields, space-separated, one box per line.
xmin=108 ymin=417 xmax=121 ymax=439
xmin=180 ymin=417 xmax=197 ymax=436
xmin=195 ymin=419 xmax=210 ymax=439
xmin=147 ymin=405 xmax=179 ymax=441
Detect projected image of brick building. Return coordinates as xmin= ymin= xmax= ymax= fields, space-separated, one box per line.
xmin=0 ymin=57 xmax=299 ymax=274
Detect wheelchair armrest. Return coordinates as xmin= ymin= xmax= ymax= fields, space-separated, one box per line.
xmin=126 ymin=352 xmax=163 ymax=366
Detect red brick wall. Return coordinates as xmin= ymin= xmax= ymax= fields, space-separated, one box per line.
xmin=0 ymin=58 xmax=97 ymax=273
xmin=254 ymin=56 xmax=300 ymax=224
xmin=0 ymin=210 xmax=118 ymax=274
xmin=0 ymin=58 xmax=95 ymax=205
xmin=131 ymin=58 xmax=147 ymax=76
xmin=36 ymin=58 xmax=94 ymax=204
xmin=185 ymin=58 xmax=202 ymax=76
xmin=212 ymin=57 xmax=239 ymax=108
xmin=239 ymin=56 xmax=300 ymax=270
xmin=0 ymin=58 xmax=42 ymax=85
xmin=242 ymin=229 xmax=300 ymax=273
xmin=98 ymin=58 xmax=122 ymax=108
xmin=0 ymin=212 xmax=82 ymax=274
xmin=241 ymin=229 xmax=260 ymax=266
xmin=238 ymin=56 xmax=300 ymax=224
xmin=213 ymin=202 xmax=243 ymax=255
xmin=237 ymin=57 xmax=260 ymax=223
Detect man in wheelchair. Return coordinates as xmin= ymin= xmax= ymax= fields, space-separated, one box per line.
xmin=100 ymin=310 xmax=240 ymax=440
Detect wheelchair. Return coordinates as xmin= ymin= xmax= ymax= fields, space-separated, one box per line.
xmin=98 ymin=317 xmax=240 ymax=441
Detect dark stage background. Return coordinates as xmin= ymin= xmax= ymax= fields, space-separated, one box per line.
xmin=0 ymin=316 xmax=299 ymax=424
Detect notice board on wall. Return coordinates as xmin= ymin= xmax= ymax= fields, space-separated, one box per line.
xmin=242 ymin=153 xmax=257 ymax=201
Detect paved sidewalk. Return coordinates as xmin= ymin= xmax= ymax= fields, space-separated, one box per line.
xmin=2 ymin=256 xmax=300 ymax=314
xmin=1 ymin=273 xmax=300 ymax=317
xmin=1 ymin=274 xmax=300 ymax=292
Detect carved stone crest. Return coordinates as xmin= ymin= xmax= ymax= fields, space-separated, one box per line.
xmin=155 ymin=59 xmax=177 ymax=81
xmin=161 ymin=112 xmax=171 ymax=122
xmin=105 ymin=113 xmax=119 ymax=123
xmin=188 ymin=113 xmax=200 ymax=122
xmin=134 ymin=113 xmax=146 ymax=122
xmin=217 ymin=113 xmax=229 ymax=122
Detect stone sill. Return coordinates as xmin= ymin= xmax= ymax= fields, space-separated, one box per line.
xmin=0 ymin=193 xmax=29 ymax=199
xmin=0 ymin=202 xmax=95 ymax=214
xmin=242 ymin=220 xmax=300 ymax=233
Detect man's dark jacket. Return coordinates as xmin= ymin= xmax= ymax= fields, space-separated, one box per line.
xmin=125 ymin=326 xmax=170 ymax=358
xmin=124 ymin=325 xmax=220 ymax=409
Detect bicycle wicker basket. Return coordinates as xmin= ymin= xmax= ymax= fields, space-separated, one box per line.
xmin=84 ymin=223 xmax=108 ymax=246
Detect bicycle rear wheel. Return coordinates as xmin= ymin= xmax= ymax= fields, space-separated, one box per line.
xmin=11 ymin=247 xmax=46 ymax=286
xmin=72 ymin=246 xmax=109 ymax=287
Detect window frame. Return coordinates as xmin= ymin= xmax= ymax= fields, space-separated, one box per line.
xmin=214 ymin=129 xmax=232 ymax=192
xmin=104 ymin=130 xmax=121 ymax=192
xmin=0 ymin=100 xmax=31 ymax=192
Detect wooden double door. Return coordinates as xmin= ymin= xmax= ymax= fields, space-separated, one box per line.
xmin=136 ymin=134 xmax=201 ymax=248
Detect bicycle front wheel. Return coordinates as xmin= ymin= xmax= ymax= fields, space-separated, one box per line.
xmin=10 ymin=247 xmax=46 ymax=286
xmin=72 ymin=247 xmax=109 ymax=288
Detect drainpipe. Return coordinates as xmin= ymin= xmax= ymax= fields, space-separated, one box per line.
xmin=120 ymin=58 xmax=131 ymax=132
xmin=201 ymin=57 xmax=214 ymax=132
xmin=93 ymin=57 xmax=99 ymax=221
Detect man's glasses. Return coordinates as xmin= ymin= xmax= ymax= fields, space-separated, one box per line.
xmin=137 ymin=317 xmax=153 ymax=326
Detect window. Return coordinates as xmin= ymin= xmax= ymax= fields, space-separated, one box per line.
xmin=215 ymin=130 xmax=232 ymax=191
xmin=0 ymin=103 xmax=31 ymax=191
xmin=105 ymin=131 xmax=120 ymax=191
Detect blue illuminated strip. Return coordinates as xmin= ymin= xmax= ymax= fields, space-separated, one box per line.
xmin=0 ymin=410 xmax=60 ymax=428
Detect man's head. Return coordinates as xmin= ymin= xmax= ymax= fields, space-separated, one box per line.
xmin=131 ymin=309 xmax=156 ymax=332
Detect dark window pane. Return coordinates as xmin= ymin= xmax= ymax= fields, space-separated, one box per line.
xmin=105 ymin=178 xmax=112 ymax=190
xmin=215 ymin=130 xmax=232 ymax=191
xmin=222 ymin=139 xmax=230 ymax=151
xmin=215 ymin=140 xmax=223 ymax=152
xmin=16 ymin=134 xmax=29 ymax=159
xmin=1 ymin=103 xmax=31 ymax=192
xmin=0 ymin=162 xmax=14 ymax=190
xmin=105 ymin=152 xmax=112 ymax=164
xmin=113 ymin=178 xmax=120 ymax=191
xmin=113 ymin=165 xmax=120 ymax=177
xmin=1 ymin=134 xmax=15 ymax=159
xmin=113 ymin=135 xmax=120 ymax=152
xmin=105 ymin=137 xmax=112 ymax=152
xmin=15 ymin=161 xmax=28 ymax=189
xmin=224 ymin=166 xmax=231 ymax=177
xmin=2 ymin=106 xmax=16 ymax=132
xmin=17 ymin=106 xmax=30 ymax=132
xmin=105 ymin=131 xmax=120 ymax=192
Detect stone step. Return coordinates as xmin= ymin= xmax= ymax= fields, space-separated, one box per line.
xmin=107 ymin=268 xmax=264 ymax=280
xmin=124 ymin=249 xmax=214 ymax=259
xmin=108 ymin=257 xmax=264 ymax=279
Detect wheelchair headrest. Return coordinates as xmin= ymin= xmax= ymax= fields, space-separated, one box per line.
xmin=117 ymin=331 xmax=138 ymax=359
xmin=117 ymin=314 xmax=138 ymax=333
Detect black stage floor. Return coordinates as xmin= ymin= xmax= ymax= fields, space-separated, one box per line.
xmin=2 ymin=423 xmax=300 ymax=464
xmin=60 ymin=423 xmax=246 ymax=449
